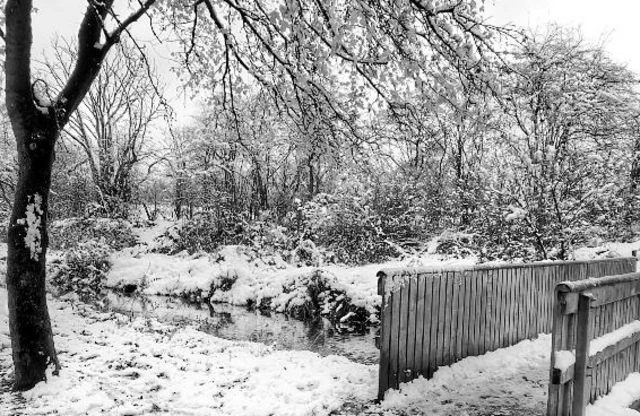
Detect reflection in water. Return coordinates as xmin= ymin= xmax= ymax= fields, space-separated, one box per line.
xmin=104 ymin=292 xmax=379 ymax=365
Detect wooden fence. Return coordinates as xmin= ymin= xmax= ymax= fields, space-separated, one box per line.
xmin=377 ymin=258 xmax=637 ymax=400
xmin=547 ymin=272 xmax=640 ymax=416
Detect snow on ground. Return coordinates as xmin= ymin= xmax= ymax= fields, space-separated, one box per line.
xmin=379 ymin=335 xmax=551 ymax=415
xmin=573 ymin=240 xmax=640 ymax=262
xmin=0 ymin=288 xmax=376 ymax=416
xmin=134 ymin=219 xmax=175 ymax=246
xmin=589 ymin=373 xmax=640 ymax=416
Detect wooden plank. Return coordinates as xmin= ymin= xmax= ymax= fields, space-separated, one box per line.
xmin=512 ymin=266 xmax=521 ymax=344
xmin=572 ymin=294 xmax=592 ymax=416
xmin=377 ymin=273 xmax=391 ymax=400
xmin=527 ymin=266 xmax=537 ymax=338
xmin=430 ymin=273 xmax=442 ymax=376
xmin=405 ymin=276 xmax=418 ymax=382
xmin=448 ymin=271 xmax=458 ymax=362
xmin=491 ymin=267 xmax=501 ymax=351
xmin=454 ymin=271 xmax=465 ymax=360
xmin=499 ymin=267 xmax=509 ymax=348
xmin=539 ymin=266 xmax=549 ymax=334
xmin=552 ymin=362 xmax=575 ymax=385
xmin=562 ymin=278 xmax=640 ymax=314
xmin=485 ymin=268 xmax=494 ymax=352
xmin=512 ymin=266 xmax=521 ymax=342
xmin=461 ymin=270 xmax=472 ymax=359
xmin=507 ymin=266 xmax=517 ymax=346
xmin=455 ymin=271 xmax=465 ymax=361
xmin=442 ymin=271 xmax=453 ymax=366
xmin=481 ymin=269 xmax=491 ymax=354
xmin=398 ymin=276 xmax=410 ymax=384
xmin=421 ymin=275 xmax=434 ymax=378
xmin=414 ymin=274 xmax=426 ymax=376
xmin=467 ymin=270 xmax=478 ymax=357
xmin=589 ymin=330 xmax=640 ymax=367
xmin=389 ymin=275 xmax=402 ymax=390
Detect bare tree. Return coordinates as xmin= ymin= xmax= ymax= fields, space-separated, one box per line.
xmin=43 ymin=38 xmax=163 ymax=217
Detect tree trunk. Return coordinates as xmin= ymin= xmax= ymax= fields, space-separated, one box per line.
xmin=6 ymin=119 xmax=60 ymax=390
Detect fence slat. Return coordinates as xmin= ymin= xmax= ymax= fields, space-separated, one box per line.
xmin=461 ymin=270 xmax=471 ymax=359
xmin=389 ymin=275 xmax=402 ymax=390
xmin=420 ymin=275 xmax=433 ymax=378
xmin=398 ymin=276 xmax=410 ymax=384
xmin=377 ymin=273 xmax=390 ymax=400
xmin=414 ymin=275 xmax=426 ymax=376
xmin=406 ymin=277 xmax=418 ymax=381
xmin=429 ymin=274 xmax=441 ymax=378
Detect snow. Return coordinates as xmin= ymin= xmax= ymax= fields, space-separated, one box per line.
xmin=555 ymin=350 xmax=576 ymax=371
xmin=573 ymin=239 xmax=640 ymax=264
xmin=588 ymin=373 xmax=640 ymax=416
xmin=379 ymin=335 xmax=551 ymax=415
xmin=590 ymin=320 xmax=640 ymax=356
xmin=17 ymin=193 xmax=43 ymax=260
xmin=0 ymin=288 xmax=376 ymax=415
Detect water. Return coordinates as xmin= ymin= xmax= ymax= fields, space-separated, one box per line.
xmin=104 ymin=292 xmax=379 ymax=365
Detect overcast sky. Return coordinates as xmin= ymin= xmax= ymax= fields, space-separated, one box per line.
xmin=486 ymin=0 xmax=640 ymax=73
xmin=28 ymin=0 xmax=640 ymax=121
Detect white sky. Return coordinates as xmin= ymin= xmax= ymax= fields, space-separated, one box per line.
xmin=485 ymin=0 xmax=640 ymax=73
xmin=27 ymin=0 xmax=640 ymax=121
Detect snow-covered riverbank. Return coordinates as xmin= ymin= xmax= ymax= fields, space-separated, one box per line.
xmin=105 ymin=245 xmax=475 ymax=325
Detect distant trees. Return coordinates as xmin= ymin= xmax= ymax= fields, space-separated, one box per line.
xmin=44 ymin=38 xmax=163 ymax=218
xmin=490 ymin=26 xmax=640 ymax=259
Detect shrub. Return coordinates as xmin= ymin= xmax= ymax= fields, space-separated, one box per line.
xmin=49 ymin=240 xmax=113 ymax=300
xmin=49 ymin=217 xmax=138 ymax=250
xmin=162 ymin=211 xmax=244 ymax=253
xmin=299 ymin=193 xmax=399 ymax=265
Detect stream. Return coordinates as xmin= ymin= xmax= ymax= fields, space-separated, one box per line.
xmin=104 ymin=291 xmax=380 ymax=365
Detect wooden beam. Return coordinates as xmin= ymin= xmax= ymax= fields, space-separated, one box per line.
xmin=563 ymin=280 xmax=640 ymax=314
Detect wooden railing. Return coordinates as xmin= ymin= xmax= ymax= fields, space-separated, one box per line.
xmin=547 ymin=272 xmax=640 ymax=416
xmin=377 ymin=258 xmax=637 ymax=400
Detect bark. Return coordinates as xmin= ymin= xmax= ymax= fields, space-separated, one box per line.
xmin=6 ymin=116 xmax=60 ymax=390
xmin=4 ymin=0 xmax=157 ymax=390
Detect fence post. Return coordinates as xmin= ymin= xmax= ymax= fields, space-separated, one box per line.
xmin=378 ymin=272 xmax=389 ymax=401
xmin=547 ymin=287 xmax=567 ymax=416
xmin=572 ymin=293 xmax=592 ymax=416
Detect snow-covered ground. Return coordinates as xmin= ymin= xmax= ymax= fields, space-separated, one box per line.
xmin=2 ymin=288 xmax=640 ymax=415
xmin=0 ymin=289 xmax=375 ymax=415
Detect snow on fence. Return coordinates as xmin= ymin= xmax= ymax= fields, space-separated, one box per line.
xmin=377 ymin=258 xmax=637 ymax=400
xmin=547 ymin=272 xmax=640 ymax=416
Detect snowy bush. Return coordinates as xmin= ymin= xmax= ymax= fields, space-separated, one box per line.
xmin=49 ymin=240 xmax=113 ymax=299
xmin=272 ymin=269 xmax=370 ymax=324
xmin=299 ymin=193 xmax=399 ymax=265
xmin=49 ymin=217 xmax=138 ymax=250
xmin=161 ymin=211 xmax=245 ymax=253
xmin=155 ymin=210 xmax=296 ymax=259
